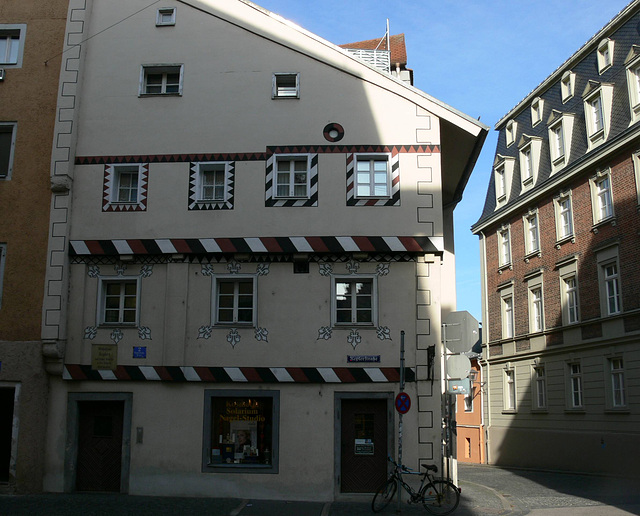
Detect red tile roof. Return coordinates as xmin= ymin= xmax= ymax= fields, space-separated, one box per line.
xmin=339 ymin=33 xmax=407 ymax=65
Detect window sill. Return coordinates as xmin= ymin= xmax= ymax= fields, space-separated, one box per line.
xmin=333 ymin=323 xmax=376 ymax=329
xmin=530 ymin=408 xmax=548 ymax=414
xmin=501 ymin=409 xmax=517 ymax=415
xmin=99 ymin=323 xmax=137 ymax=327
xmin=564 ymin=408 xmax=585 ymax=414
xmin=522 ymin=176 xmax=534 ymax=187
xmin=497 ymin=263 xmax=513 ymax=274
xmin=204 ymin=463 xmax=277 ymax=474
xmin=604 ymin=407 xmax=630 ymax=414
xmin=139 ymin=93 xmax=182 ymax=98
xmin=523 ymin=251 xmax=541 ymax=263
xmin=591 ymin=216 xmax=616 ymax=233
xmin=554 ymin=235 xmax=575 ymax=249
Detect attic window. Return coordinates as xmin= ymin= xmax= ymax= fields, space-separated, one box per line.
xmin=272 ymin=73 xmax=299 ymax=99
xmin=156 ymin=7 xmax=176 ymax=26
xmin=597 ymin=39 xmax=614 ymax=74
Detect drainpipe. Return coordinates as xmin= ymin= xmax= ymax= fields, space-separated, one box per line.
xmin=479 ymin=231 xmax=491 ymax=464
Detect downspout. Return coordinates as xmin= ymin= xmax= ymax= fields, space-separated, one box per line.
xmin=479 ymin=230 xmax=491 ymax=464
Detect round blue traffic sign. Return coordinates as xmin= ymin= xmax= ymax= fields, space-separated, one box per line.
xmin=395 ymin=392 xmax=411 ymax=414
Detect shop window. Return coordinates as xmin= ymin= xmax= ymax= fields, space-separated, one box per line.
xmin=203 ymin=390 xmax=279 ymax=472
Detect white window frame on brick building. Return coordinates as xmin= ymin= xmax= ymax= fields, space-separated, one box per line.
xmin=528 ymin=283 xmax=544 ymax=334
xmin=596 ymin=244 xmax=621 ymax=317
xmin=589 ymin=169 xmax=614 ymax=226
xmin=523 ymin=209 xmax=540 ymax=257
xmin=553 ymin=190 xmax=574 ymax=243
xmin=497 ymin=226 xmax=511 ymax=268
xmin=498 ymin=282 xmax=515 ymax=340
xmin=557 ymin=255 xmax=579 ymax=326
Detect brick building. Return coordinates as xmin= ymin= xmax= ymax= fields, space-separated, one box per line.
xmin=472 ymin=0 xmax=640 ymax=476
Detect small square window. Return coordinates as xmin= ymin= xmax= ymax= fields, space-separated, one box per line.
xmin=99 ymin=278 xmax=139 ymax=325
xmin=140 ymin=65 xmax=183 ymax=95
xmin=156 ymin=7 xmax=176 ymax=26
xmin=103 ymin=164 xmax=148 ymax=212
xmin=189 ymin=161 xmax=234 ymax=210
xmin=213 ymin=276 xmax=257 ymax=326
xmin=332 ymin=276 xmax=377 ymax=326
xmin=0 ymin=123 xmax=17 ymax=179
xmin=272 ymin=73 xmax=299 ymax=98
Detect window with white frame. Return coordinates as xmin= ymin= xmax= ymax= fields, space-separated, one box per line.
xmin=524 ymin=211 xmax=540 ymax=255
xmin=530 ymin=287 xmax=544 ymax=333
xmin=354 ymin=154 xmax=391 ymax=198
xmin=0 ymin=123 xmax=17 ymax=179
xmin=560 ymin=70 xmax=576 ymax=103
xmin=530 ymin=97 xmax=544 ymax=126
xmin=549 ymin=120 xmax=565 ymax=164
xmin=608 ymin=357 xmax=626 ymax=409
xmin=0 ymin=25 xmax=26 ymax=67
xmin=532 ymin=365 xmax=547 ymax=410
xmin=518 ymin=136 xmax=542 ymax=191
xmin=498 ymin=227 xmax=511 ymax=267
xmin=104 ymin=163 xmax=148 ymax=212
xmin=602 ymin=262 xmax=621 ymax=316
xmin=275 ymin=155 xmax=309 ymax=198
xmin=597 ymin=38 xmax=614 ymax=74
xmin=625 ymin=48 xmax=640 ymax=122
xmin=194 ymin=162 xmax=229 ymax=203
xmin=504 ymin=368 xmax=516 ymax=411
xmin=140 ymin=64 xmax=183 ymax=95
xmin=332 ymin=276 xmax=376 ymax=326
xmin=589 ymin=170 xmax=614 ymax=224
xmin=0 ymin=243 xmax=6 ymax=309
xmin=214 ymin=276 xmax=257 ymax=326
xmin=554 ymin=192 xmax=574 ymax=241
xmin=547 ymin=112 xmax=575 ymax=174
xmin=634 ymin=151 xmax=640 ymax=206
xmin=114 ymin=166 xmax=140 ymax=203
xmin=493 ymin=155 xmax=515 ymax=207
xmin=564 ymin=276 xmax=579 ymax=324
xmin=272 ymin=73 xmax=299 ymax=99
xmin=505 ymin=120 xmax=517 ymax=147
xmin=501 ymin=294 xmax=514 ymax=339
xmin=156 ymin=7 xmax=176 ymax=26
xmin=583 ymin=82 xmax=613 ymax=149
xmin=99 ymin=278 xmax=139 ymax=325
xmin=567 ymin=362 xmax=583 ymax=409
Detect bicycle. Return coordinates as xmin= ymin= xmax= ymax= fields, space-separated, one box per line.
xmin=371 ymin=456 xmax=460 ymax=515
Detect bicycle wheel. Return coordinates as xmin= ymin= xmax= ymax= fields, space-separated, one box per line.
xmin=371 ymin=477 xmax=397 ymax=513
xmin=421 ymin=480 xmax=460 ymax=515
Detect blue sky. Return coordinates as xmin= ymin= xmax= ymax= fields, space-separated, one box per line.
xmin=257 ymin=0 xmax=631 ymax=321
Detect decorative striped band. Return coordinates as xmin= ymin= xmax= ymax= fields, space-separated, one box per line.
xmin=74 ymin=145 xmax=440 ymax=166
xmin=63 ymin=365 xmax=416 ymax=383
xmin=69 ymin=236 xmax=442 ymax=256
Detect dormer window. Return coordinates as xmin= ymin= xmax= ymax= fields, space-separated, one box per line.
xmin=531 ymin=97 xmax=544 ymax=126
xmin=494 ymin=155 xmax=515 ymax=208
xmin=583 ymin=81 xmax=613 ymax=150
xmin=547 ymin=110 xmax=575 ymax=173
xmin=561 ymin=71 xmax=576 ymax=103
xmin=505 ymin=120 xmax=517 ymax=147
xmin=597 ymin=38 xmax=614 ymax=74
xmin=518 ymin=135 xmax=542 ymax=192
xmin=625 ymin=46 xmax=640 ymax=123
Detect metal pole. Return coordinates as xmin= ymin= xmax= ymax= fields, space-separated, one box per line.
xmin=441 ymin=324 xmax=446 ymax=484
xmin=397 ymin=330 xmax=405 ymax=514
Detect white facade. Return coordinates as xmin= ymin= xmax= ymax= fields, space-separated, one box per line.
xmin=41 ymin=0 xmax=487 ymax=499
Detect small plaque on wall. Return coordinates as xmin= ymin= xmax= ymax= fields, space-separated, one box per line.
xmin=91 ymin=344 xmax=117 ymax=371
xmin=133 ymin=346 xmax=147 ymax=359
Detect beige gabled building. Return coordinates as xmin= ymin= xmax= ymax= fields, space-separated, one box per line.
xmin=41 ymin=0 xmax=487 ymax=499
xmin=0 ymin=0 xmax=69 ymax=493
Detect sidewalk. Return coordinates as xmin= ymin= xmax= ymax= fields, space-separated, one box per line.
xmin=0 ymin=464 xmax=638 ymax=515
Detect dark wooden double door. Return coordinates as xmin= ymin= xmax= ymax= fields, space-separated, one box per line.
xmin=340 ymin=398 xmax=388 ymax=493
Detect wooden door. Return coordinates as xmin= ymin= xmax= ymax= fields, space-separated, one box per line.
xmin=76 ymin=401 xmax=124 ymax=492
xmin=340 ymin=398 xmax=387 ymax=493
